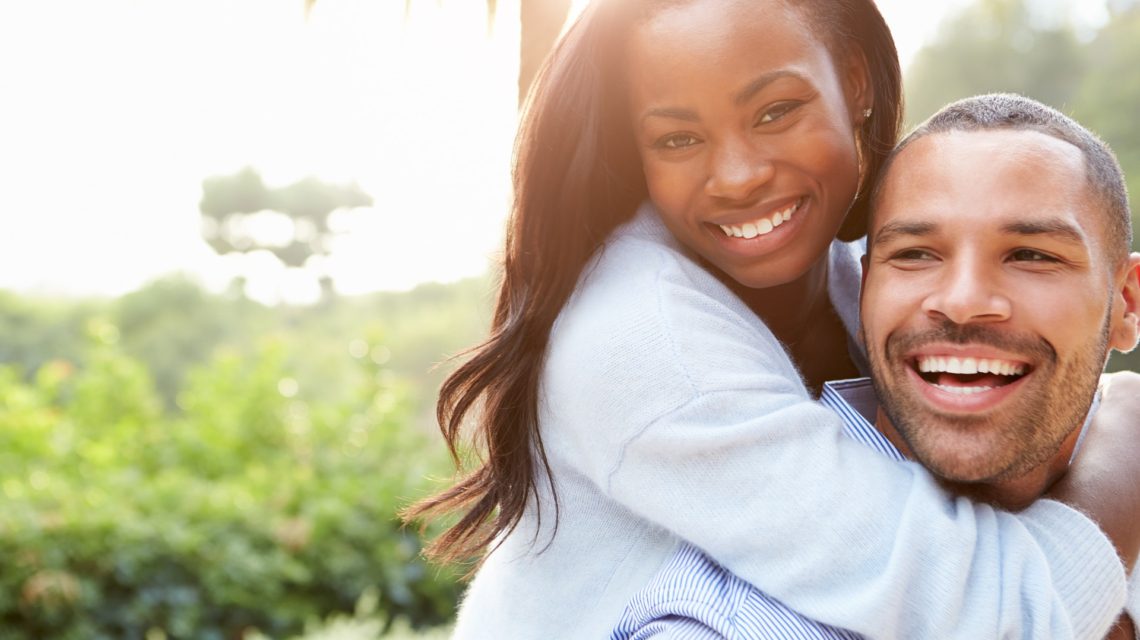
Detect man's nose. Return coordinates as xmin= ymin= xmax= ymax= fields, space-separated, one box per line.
xmin=705 ymin=137 xmax=775 ymax=202
xmin=922 ymin=257 xmax=1011 ymax=325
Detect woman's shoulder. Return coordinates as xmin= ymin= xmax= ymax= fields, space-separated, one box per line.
xmin=545 ymin=203 xmax=801 ymax=402
xmin=568 ymin=203 xmax=751 ymax=326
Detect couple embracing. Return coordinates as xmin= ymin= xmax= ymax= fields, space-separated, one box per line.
xmin=408 ymin=0 xmax=1140 ymax=638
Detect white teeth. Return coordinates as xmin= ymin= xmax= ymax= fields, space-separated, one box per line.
xmin=716 ymin=200 xmax=800 ymax=240
xmin=917 ymin=355 xmax=1026 ymax=376
xmin=946 ymin=357 xmax=963 ymax=374
xmin=934 ymin=384 xmax=996 ymax=395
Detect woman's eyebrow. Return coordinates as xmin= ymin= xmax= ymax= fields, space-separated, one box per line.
xmin=641 ymin=106 xmax=699 ymax=124
xmin=734 ymin=69 xmax=805 ymax=105
xmin=639 ymin=69 xmax=807 ymax=125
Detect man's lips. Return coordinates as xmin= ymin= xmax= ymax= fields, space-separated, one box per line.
xmin=904 ymin=365 xmax=1031 ymax=413
xmin=902 ymin=347 xmax=1033 ymax=413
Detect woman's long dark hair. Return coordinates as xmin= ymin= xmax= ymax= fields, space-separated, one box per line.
xmin=405 ymin=0 xmax=902 ymax=567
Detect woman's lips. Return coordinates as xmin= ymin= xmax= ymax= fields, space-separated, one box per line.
xmin=706 ymin=196 xmax=809 ymax=258
xmin=713 ymin=198 xmax=803 ymax=239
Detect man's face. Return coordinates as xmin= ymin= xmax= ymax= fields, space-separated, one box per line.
xmin=861 ymin=129 xmax=1135 ymax=487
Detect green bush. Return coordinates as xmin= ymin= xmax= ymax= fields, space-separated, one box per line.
xmin=0 ymin=327 xmax=460 ymax=639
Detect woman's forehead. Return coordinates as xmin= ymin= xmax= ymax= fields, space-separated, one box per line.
xmin=625 ymin=0 xmax=837 ymax=105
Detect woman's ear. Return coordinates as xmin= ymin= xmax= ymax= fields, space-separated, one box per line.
xmin=841 ymin=47 xmax=873 ymax=126
xmin=1108 ymin=253 xmax=1140 ymax=353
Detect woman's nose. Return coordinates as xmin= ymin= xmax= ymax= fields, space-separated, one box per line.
xmin=705 ymin=137 xmax=775 ymax=202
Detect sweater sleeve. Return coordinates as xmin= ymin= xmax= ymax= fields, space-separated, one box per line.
xmin=542 ymin=237 xmax=1128 ymax=639
xmin=1129 ymin=570 xmax=1140 ymax=631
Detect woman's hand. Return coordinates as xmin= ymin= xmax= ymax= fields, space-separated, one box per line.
xmin=1048 ymin=370 xmax=1140 ymax=571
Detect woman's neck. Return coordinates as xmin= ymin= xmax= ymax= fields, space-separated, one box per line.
xmin=719 ymin=257 xmax=859 ymax=393
xmin=726 ymin=258 xmax=831 ymax=346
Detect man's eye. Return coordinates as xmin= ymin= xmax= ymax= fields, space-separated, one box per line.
xmin=756 ymin=101 xmax=801 ymax=125
xmin=1009 ymin=249 xmax=1058 ymax=263
xmin=654 ymin=133 xmax=700 ymax=150
xmin=890 ymin=248 xmax=935 ymax=261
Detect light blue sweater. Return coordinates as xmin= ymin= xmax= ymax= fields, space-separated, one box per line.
xmin=451 ymin=203 xmax=1127 ymax=639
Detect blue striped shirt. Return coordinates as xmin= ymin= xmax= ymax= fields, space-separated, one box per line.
xmin=609 ymin=378 xmax=901 ymax=640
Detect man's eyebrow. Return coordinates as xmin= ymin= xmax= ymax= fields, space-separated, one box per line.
xmin=735 ymin=70 xmax=804 ymax=106
xmin=871 ymin=220 xmax=937 ymax=249
xmin=1000 ymin=219 xmax=1085 ymax=244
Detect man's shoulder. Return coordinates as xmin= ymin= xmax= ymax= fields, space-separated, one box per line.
xmin=612 ymin=544 xmax=750 ymax=638
xmin=612 ymin=543 xmax=866 ymax=640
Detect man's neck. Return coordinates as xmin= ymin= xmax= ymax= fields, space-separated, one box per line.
xmin=873 ymin=408 xmax=1081 ymax=511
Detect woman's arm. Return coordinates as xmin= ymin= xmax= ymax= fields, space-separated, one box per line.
xmin=1048 ymin=370 xmax=1140 ymax=572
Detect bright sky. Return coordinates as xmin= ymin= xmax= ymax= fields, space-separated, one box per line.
xmin=0 ymin=0 xmax=1110 ymax=303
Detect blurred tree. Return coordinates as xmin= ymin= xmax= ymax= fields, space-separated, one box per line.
xmin=0 ymin=291 xmax=96 ymax=377
xmin=199 ymin=167 xmax=372 ymax=297
xmin=114 ymin=275 xmax=273 ymax=408
xmin=904 ymin=0 xmax=1086 ymax=126
xmin=1072 ymin=5 xmax=1140 ymax=212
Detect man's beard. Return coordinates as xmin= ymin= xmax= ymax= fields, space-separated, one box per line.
xmin=865 ymin=318 xmax=1109 ymax=484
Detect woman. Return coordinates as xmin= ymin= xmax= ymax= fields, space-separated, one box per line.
xmin=407 ymin=0 xmax=1140 ymax=637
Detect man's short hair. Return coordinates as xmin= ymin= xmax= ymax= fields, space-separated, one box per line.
xmin=872 ymin=93 xmax=1132 ymax=264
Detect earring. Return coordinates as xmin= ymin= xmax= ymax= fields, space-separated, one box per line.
xmin=862 ymin=107 xmax=873 ymax=120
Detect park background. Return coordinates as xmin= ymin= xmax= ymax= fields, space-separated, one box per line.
xmin=1 ymin=0 xmax=1138 ymax=637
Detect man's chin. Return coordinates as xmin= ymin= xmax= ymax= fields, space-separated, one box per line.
xmin=907 ymin=437 xmax=1015 ymax=484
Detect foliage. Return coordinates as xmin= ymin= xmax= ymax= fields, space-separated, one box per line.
xmin=1071 ymin=5 xmax=1140 ymax=212
xmin=0 ymin=299 xmax=467 ymax=638
xmin=257 ymin=588 xmax=451 ymax=640
xmin=0 ymin=275 xmax=492 ymax=428
xmin=904 ymin=0 xmax=1088 ymax=126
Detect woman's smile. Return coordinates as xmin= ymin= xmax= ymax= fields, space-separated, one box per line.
xmin=706 ymin=195 xmax=811 ymax=259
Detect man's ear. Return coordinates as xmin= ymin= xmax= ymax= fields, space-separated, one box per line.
xmin=1108 ymin=253 xmax=1140 ymax=353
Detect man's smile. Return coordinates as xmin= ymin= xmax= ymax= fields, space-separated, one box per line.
xmin=896 ymin=344 xmax=1038 ymax=413
xmin=913 ymin=353 xmax=1029 ymax=394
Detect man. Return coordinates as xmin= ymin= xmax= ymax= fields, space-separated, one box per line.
xmin=611 ymin=94 xmax=1140 ymax=639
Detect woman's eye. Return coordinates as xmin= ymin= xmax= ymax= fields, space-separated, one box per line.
xmin=654 ymin=133 xmax=700 ymax=150
xmin=756 ymin=101 xmax=801 ymax=125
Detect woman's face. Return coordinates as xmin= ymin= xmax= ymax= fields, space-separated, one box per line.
xmin=627 ymin=0 xmax=869 ymax=289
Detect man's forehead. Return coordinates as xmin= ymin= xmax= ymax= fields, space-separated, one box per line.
xmin=871 ymin=129 xmax=1095 ymax=237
